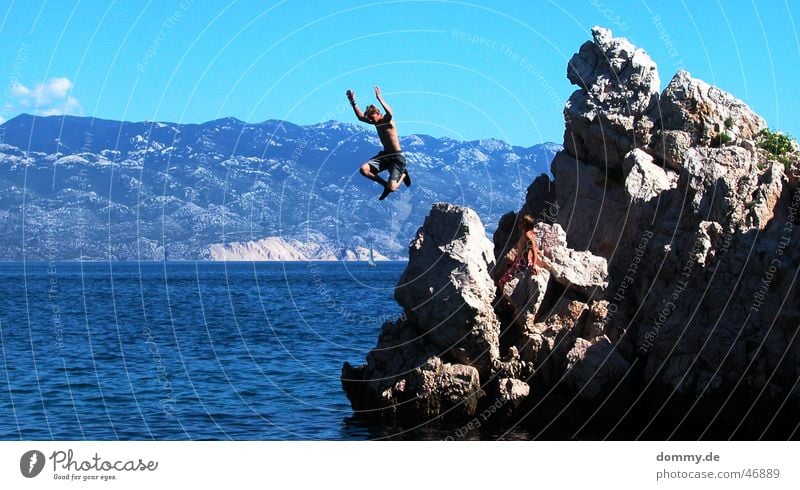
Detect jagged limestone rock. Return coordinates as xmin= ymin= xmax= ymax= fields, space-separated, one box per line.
xmin=346 ymin=27 xmax=800 ymax=437
xmin=536 ymin=222 xmax=609 ymax=296
xmin=550 ymin=151 xmax=630 ymax=257
xmin=395 ymin=202 xmax=500 ymax=370
xmin=342 ymin=319 xmax=483 ymax=418
xmin=564 ymin=26 xmax=660 ymax=171
xmin=405 ymin=357 xmax=482 ymax=418
xmin=343 ymin=203 xmax=500 ymax=420
xmin=582 ymin=300 xmax=611 ymax=340
xmin=679 ymin=146 xmax=783 ymax=231
xmin=497 ymin=377 xmax=530 ymax=408
xmin=530 ymin=27 xmax=796 ymax=431
xmin=623 ymin=148 xmax=678 ymax=202
xmin=502 ymin=267 xmax=550 ymax=330
xmin=650 ymin=129 xmax=693 ymax=170
xmin=652 ymin=70 xmax=767 ymax=169
xmin=786 ymin=154 xmax=800 ymax=189
xmin=565 ymin=336 xmax=630 ymax=400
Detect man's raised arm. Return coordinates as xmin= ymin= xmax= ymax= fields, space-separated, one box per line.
xmin=346 ymin=89 xmax=369 ymax=123
xmin=374 ymin=86 xmax=392 ymax=120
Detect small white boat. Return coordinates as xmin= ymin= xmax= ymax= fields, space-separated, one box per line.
xmin=368 ymin=243 xmax=376 ymax=267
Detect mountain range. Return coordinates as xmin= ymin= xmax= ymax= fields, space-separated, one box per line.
xmin=0 ymin=113 xmax=558 ymax=260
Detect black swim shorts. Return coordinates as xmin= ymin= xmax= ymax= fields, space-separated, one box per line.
xmin=366 ymin=151 xmax=406 ymax=184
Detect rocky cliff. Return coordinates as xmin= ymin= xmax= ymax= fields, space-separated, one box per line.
xmin=342 ymin=27 xmax=800 ymax=439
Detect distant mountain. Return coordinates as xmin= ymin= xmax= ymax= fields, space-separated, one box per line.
xmin=206 ymin=234 xmax=391 ymax=262
xmin=0 ymin=114 xmax=559 ymax=260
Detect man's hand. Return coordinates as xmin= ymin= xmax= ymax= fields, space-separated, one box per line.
xmin=347 ymin=89 xmax=367 ymax=122
xmin=373 ymin=85 xmax=392 ymax=117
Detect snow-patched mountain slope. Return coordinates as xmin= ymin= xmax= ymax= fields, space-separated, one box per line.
xmin=0 ymin=114 xmax=559 ymax=260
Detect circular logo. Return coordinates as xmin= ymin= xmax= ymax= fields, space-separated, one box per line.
xmin=20 ymin=450 xmax=45 ymax=478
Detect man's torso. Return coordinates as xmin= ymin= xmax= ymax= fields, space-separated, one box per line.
xmin=375 ymin=120 xmax=401 ymax=153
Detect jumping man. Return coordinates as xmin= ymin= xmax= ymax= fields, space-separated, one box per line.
xmin=346 ymin=86 xmax=411 ymax=200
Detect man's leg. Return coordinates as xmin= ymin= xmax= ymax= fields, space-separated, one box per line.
xmin=379 ymin=163 xmax=404 ymax=200
xmin=360 ymin=162 xmax=388 ymax=187
xmin=379 ymin=178 xmax=402 ymax=200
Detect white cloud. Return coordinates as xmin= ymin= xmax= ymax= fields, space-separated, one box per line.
xmin=10 ymin=77 xmax=83 ymax=116
xmin=10 ymin=82 xmax=32 ymax=98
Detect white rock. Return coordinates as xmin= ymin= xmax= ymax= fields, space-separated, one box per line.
xmin=497 ymin=377 xmax=530 ymax=407
xmin=536 ymin=222 xmax=609 ymax=295
xmin=395 ymin=203 xmax=500 ymax=370
xmin=564 ymin=26 xmax=660 ymax=170
xmin=623 ymin=148 xmax=678 ymax=201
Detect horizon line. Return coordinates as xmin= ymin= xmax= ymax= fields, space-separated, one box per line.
xmin=1 ymin=112 xmax=562 ymax=149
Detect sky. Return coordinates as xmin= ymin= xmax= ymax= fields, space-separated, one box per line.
xmin=0 ymin=0 xmax=798 ymax=147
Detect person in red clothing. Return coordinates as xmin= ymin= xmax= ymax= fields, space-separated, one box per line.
xmin=497 ymin=214 xmax=542 ymax=288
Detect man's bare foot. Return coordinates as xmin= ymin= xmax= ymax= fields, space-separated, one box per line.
xmin=378 ymin=185 xmax=392 ymax=200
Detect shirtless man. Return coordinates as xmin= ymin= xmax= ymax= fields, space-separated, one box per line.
xmin=347 ymin=86 xmax=411 ymax=200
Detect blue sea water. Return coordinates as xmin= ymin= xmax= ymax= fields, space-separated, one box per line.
xmin=0 ymin=261 xmax=415 ymax=440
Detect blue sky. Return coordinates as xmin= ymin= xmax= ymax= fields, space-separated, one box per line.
xmin=0 ymin=0 xmax=798 ymax=147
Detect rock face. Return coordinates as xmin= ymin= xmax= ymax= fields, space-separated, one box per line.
xmin=511 ymin=26 xmax=798 ymax=438
xmin=549 ymin=150 xmax=630 ymax=256
xmin=652 ymin=70 xmax=767 ymax=169
xmin=342 ymin=203 xmax=498 ymax=419
xmin=536 ymin=222 xmax=609 ymax=296
xmin=501 ymin=266 xmax=550 ymax=332
xmin=395 ymin=203 xmax=500 ymax=371
xmin=564 ymin=26 xmax=660 ymax=172
xmin=624 ymin=148 xmax=678 ymax=202
xmin=341 ymin=318 xmax=482 ymax=419
xmin=342 ymin=26 xmax=800 ymax=438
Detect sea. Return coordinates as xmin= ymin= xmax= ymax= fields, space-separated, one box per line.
xmin=0 ymin=261 xmax=530 ymax=441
